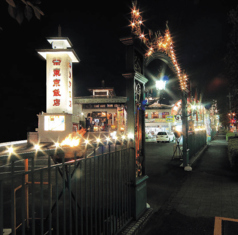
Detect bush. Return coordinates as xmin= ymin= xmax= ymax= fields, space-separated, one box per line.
xmin=226 ymin=131 xmax=236 ymax=141
xmin=228 ymin=138 xmax=238 ymax=169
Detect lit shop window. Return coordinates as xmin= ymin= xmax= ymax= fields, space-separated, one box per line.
xmin=44 ymin=116 xmax=65 ymax=131
xmin=162 ymin=112 xmax=169 ymax=118
xmin=145 ymin=112 xmax=148 ymax=119
xmin=152 ymin=112 xmax=159 ymax=118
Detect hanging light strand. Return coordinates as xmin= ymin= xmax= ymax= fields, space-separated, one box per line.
xmin=130 ymin=1 xmax=189 ymax=91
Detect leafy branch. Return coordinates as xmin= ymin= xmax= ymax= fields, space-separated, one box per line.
xmin=6 ymin=0 xmax=44 ymax=24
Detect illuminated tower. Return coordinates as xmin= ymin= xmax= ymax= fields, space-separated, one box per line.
xmin=37 ymin=30 xmax=80 ymax=142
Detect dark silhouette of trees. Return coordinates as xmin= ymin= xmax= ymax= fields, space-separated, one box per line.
xmin=225 ymin=5 xmax=238 ymax=118
xmin=5 ymin=0 xmax=44 ymax=24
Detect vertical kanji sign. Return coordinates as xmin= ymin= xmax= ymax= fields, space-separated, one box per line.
xmin=46 ymin=55 xmax=73 ymax=114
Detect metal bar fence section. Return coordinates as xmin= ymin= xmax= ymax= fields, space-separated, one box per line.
xmin=0 ymin=146 xmax=133 ymax=235
xmin=187 ymin=130 xmax=207 ymax=159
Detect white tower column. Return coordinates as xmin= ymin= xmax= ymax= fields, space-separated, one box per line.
xmin=37 ymin=37 xmax=80 ymax=142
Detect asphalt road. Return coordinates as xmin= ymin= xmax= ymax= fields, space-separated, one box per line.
xmin=144 ymin=141 xmax=184 ymax=211
xmin=141 ymin=132 xmax=238 ymax=235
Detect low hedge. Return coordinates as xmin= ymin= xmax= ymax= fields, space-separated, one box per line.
xmin=226 ymin=131 xmax=236 ymax=141
xmin=228 ymin=137 xmax=238 ymax=169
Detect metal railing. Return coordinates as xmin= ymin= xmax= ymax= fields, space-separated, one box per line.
xmin=187 ymin=130 xmax=207 ymax=159
xmin=0 ymin=145 xmax=134 ymax=235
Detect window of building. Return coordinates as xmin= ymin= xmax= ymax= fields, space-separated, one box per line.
xmin=83 ymin=104 xmax=92 ymax=108
xmin=94 ymin=104 xmax=99 ymax=108
xmin=114 ymin=104 xmax=121 ymax=107
xmin=162 ymin=112 xmax=169 ymax=118
xmin=94 ymin=91 xmax=107 ymax=96
xmin=101 ymin=112 xmax=107 ymax=117
xmin=100 ymin=104 xmax=106 ymax=108
xmin=107 ymin=104 xmax=113 ymax=108
xmin=152 ymin=112 xmax=159 ymax=118
xmin=145 ymin=112 xmax=148 ymax=118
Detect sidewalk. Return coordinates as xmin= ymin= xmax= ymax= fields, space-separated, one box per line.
xmin=139 ymin=132 xmax=238 ymax=235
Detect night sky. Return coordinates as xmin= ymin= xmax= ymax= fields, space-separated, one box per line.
xmin=0 ymin=0 xmax=236 ymax=142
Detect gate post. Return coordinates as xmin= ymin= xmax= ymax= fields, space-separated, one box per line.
xmin=120 ymin=36 xmax=149 ymax=220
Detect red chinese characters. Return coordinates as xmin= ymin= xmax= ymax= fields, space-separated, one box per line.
xmin=53 ymin=89 xmax=61 ymax=96
xmin=53 ymin=69 xmax=61 ymax=77
xmin=52 ymin=59 xmax=61 ymax=66
xmin=53 ymin=99 xmax=60 ymax=106
xmin=69 ymin=81 xmax=71 ymax=88
xmin=53 ymin=79 xmax=60 ymax=87
xmin=69 ymin=71 xmax=71 ymax=79
xmin=52 ymin=58 xmax=62 ymax=107
xmin=68 ymin=62 xmax=71 ymax=68
xmin=69 ymin=101 xmax=72 ymax=107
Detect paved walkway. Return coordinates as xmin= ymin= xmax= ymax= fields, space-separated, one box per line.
xmin=139 ymin=132 xmax=238 ymax=235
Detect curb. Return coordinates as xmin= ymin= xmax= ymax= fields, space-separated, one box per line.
xmin=119 ymin=208 xmax=154 ymax=235
xmin=190 ymin=144 xmax=208 ymax=166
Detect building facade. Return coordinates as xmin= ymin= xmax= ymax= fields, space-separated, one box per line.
xmin=73 ymin=87 xmax=127 ymax=134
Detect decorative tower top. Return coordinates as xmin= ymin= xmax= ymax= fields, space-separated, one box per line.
xmin=37 ymin=30 xmax=80 ymax=114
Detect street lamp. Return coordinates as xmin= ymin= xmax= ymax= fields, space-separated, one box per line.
xmin=155 ymin=80 xmax=166 ymax=91
xmin=155 ymin=79 xmax=166 ymax=104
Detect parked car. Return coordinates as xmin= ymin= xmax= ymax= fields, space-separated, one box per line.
xmin=156 ymin=131 xmax=175 ymax=143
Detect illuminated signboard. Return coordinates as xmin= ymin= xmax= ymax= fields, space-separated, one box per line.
xmin=46 ymin=54 xmax=73 ymax=114
xmin=44 ymin=115 xmax=65 ymax=131
xmin=165 ymin=115 xmax=175 ymax=123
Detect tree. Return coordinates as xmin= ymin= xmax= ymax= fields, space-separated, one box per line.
xmin=5 ymin=0 xmax=44 ymax=24
xmin=225 ymin=5 xmax=238 ymax=113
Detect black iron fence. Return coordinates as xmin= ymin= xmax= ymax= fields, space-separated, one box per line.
xmin=187 ymin=130 xmax=207 ymax=159
xmin=0 ymin=145 xmax=134 ymax=235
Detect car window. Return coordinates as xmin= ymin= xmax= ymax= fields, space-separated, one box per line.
xmin=157 ymin=132 xmax=167 ymax=135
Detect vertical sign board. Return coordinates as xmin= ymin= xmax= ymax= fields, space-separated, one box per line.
xmin=46 ymin=54 xmax=73 ymax=114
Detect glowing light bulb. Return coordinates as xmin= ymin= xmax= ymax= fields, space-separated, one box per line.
xmin=34 ymin=144 xmax=40 ymax=151
xmin=7 ymin=146 xmax=14 ymax=154
xmin=96 ymin=138 xmax=100 ymax=143
xmin=128 ymin=133 xmax=134 ymax=139
xmin=85 ymin=139 xmax=89 ymax=144
xmin=55 ymin=142 xmax=60 ymax=148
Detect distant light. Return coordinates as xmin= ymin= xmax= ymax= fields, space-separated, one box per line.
xmin=96 ymin=138 xmax=100 ymax=143
xmin=122 ymin=135 xmax=126 ymax=139
xmin=34 ymin=144 xmax=40 ymax=151
xmin=85 ymin=139 xmax=89 ymax=144
xmin=128 ymin=133 xmax=134 ymax=139
xmin=55 ymin=142 xmax=60 ymax=148
xmin=106 ymin=137 xmax=110 ymax=142
xmin=7 ymin=146 xmax=14 ymax=154
xmin=156 ymin=80 xmax=166 ymax=90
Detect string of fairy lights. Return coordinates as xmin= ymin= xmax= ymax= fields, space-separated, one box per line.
xmin=130 ymin=1 xmax=188 ymax=92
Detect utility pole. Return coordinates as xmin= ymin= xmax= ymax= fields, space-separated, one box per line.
xmin=227 ymin=92 xmax=233 ymax=129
